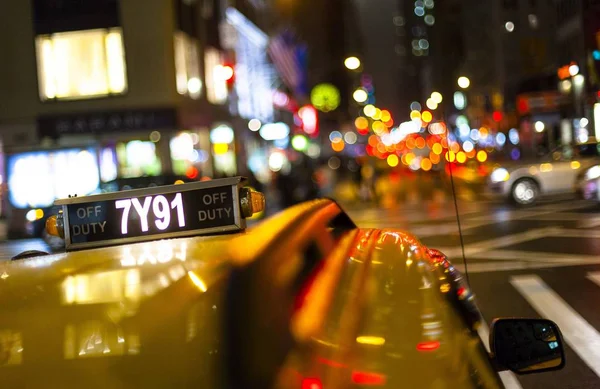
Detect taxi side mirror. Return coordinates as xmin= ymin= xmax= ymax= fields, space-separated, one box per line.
xmin=489 ymin=318 xmax=565 ymax=374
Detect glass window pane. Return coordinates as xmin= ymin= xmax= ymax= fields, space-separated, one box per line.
xmin=36 ymin=28 xmax=127 ymax=100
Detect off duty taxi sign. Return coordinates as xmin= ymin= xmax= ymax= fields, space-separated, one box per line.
xmin=46 ymin=177 xmax=265 ymax=251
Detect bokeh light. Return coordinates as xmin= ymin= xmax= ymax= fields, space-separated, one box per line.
xmin=353 ymin=88 xmax=368 ymax=103
xmin=331 ymin=139 xmax=345 ymax=152
xmin=456 ymin=151 xmax=466 ymax=163
xmin=248 ymin=118 xmax=261 ymax=131
xmin=416 ymin=137 xmax=426 ymax=149
xmin=426 ymin=98 xmax=438 ymax=110
xmin=329 ymin=131 xmax=343 ymax=142
xmin=344 ymin=132 xmax=358 ymax=144
xmin=457 ymin=76 xmax=470 ymax=89
xmin=477 ymin=150 xmax=488 ymax=162
xmin=310 ymin=83 xmax=341 ymax=112
xmin=355 ymin=117 xmax=369 ymax=132
xmin=344 ymin=56 xmax=361 ymax=70
xmin=364 ymin=104 xmax=376 ymax=117
xmin=380 ymin=110 xmax=392 ymax=122
xmin=410 ymin=110 xmax=422 ymax=120
xmin=431 ymin=92 xmax=443 ymax=104
xmin=410 ymin=101 xmax=422 ymax=111
xmin=445 ymin=151 xmax=456 ymax=162
xmin=421 ymin=158 xmax=432 ymax=171
xmin=432 ymin=143 xmax=443 ymax=154
xmin=291 ymin=135 xmax=308 ymax=151
xmin=421 ymin=111 xmax=433 ymax=122
xmin=372 ymin=121 xmax=385 ymax=134
xmin=373 ymin=108 xmax=382 ymax=120
xmin=387 ymin=154 xmax=399 ymax=167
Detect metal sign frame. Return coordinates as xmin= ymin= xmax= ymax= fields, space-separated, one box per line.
xmin=56 ymin=177 xmax=247 ymax=251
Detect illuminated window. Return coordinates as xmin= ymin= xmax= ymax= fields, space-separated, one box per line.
xmin=116 ymin=141 xmax=162 ymax=178
xmin=205 ymin=47 xmax=228 ymax=104
xmin=174 ymin=31 xmax=202 ymax=99
xmin=35 ymin=28 xmax=127 ymax=100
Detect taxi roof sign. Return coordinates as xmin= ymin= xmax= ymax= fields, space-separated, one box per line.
xmin=48 ymin=177 xmax=264 ymax=251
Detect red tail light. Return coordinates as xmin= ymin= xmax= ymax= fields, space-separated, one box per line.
xmin=351 ymin=371 xmax=387 ymax=385
xmin=302 ymin=377 xmax=323 ymax=389
xmin=416 ymin=340 xmax=440 ymax=351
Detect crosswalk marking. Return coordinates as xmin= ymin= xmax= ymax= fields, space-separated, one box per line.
xmin=510 ymin=275 xmax=600 ymax=378
xmin=587 ymin=272 xmax=600 ymax=288
xmin=476 ymin=321 xmax=523 ymax=389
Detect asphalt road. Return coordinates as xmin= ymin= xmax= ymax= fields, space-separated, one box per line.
xmin=348 ymin=197 xmax=600 ymax=389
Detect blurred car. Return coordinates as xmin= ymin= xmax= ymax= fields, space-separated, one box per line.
xmin=3 ymin=177 xmax=565 ymax=387
xmin=575 ymin=164 xmax=600 ymax=200
xmin=487 ymin=142 xmax=600 ymax=205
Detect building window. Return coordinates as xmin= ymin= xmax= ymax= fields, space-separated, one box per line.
xmin=174 ymin=31 xmax=202 ymax=99
xmin=35 ymin=28 xmax=127 ymax=101
xmin=205 ymin=47 xmax=229 ymax=104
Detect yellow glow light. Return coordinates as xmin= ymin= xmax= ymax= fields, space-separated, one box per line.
xmin=571 ymin=161 xmax=581 ymax=169
xmin=364 ymin=104 xmax=377 ymax=117
xmin=458 ymin=76 xmax=470 ymax=89
xmin=188 ymin=271 xmax=207 ymax=292
xmin=387 ymin=154 xmax=399 ymax=167
xmin=410 ymin=110 xmax=421 ymax=120
xmin=445 ymin=151 xmax=456 ymax=162
xmin=431 ymin=91 xmax=443 ymax=104
xmin=213 ymin=143 xmax=228 ymax=155
xmin=426 ymin=98 xmax=438 ymax=110
xmin=432 ymin=143 xmax=443 ymax=155
xmin=373 ymin=108 xmax=382 ymax=120
xmin=540 ymin=163 xmax=553 ymax=172
xmin=380 ymin=110 xmax=392 ymax=122
xmin=405 ymin=152 xmax=416 ymax=164
xmin=456 ymin=151 xmax=466 ymax=163
xmin=353 ymin=88 xmax=368 ymax=103
xmin=476 ymin=150 xmax=488 ymax=162
xmin=355 ymin=117 xmax=369 ymax=130
xmin=421 ymin=158 xmax=432 ymax=171
xmin=421 ymin=111 xmax=433 ymax=122
xmin=356 ymin=336 xmax=386 ymax=346
xmin=372 ymin=121 xmax=385 ymax=134
xmin=344 ymin=56 xmax=361 ymax=70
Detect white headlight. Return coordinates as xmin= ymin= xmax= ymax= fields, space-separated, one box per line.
xmin=490 ymin=168 xmax=510 ymax=183
xmin=585 ymin=165 xmax=600 ymax=180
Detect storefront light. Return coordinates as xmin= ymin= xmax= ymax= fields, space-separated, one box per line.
xmin=210 ymin=125 xmax=235 ymax=144
xmin=260 ymin=122 xmax=290 ymax=141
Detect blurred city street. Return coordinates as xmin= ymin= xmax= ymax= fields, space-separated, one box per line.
xmin=349 ymin=196 xmax=600 ymax=389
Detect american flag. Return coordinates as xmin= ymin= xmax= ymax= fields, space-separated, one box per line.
xmin=268 ymin=32 xmax=302 ymax=93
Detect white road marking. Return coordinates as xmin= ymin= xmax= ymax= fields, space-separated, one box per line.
xmin=483 ymin=250 xmax=600 ymax=264
xmin=586 ymin=272 xmax=600 ymax=288
xmin=437 ymin=227 xmax=561 ymax=257
xmin=476 ymin=321 xmax=523 ymax=389
xmin=511 ymin=275 xmax=600 ymax=378
xmin=454 ymin=260 xmax=600 ymax=274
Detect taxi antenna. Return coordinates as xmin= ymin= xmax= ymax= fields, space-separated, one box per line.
xmin=447 ymin=161 xmax=470 ymax=286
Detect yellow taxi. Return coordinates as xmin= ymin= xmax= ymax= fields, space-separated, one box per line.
xmin=0 ymin=177 xmax=565 ymax=388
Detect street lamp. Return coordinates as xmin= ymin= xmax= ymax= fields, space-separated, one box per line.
xmin=353 ymin=88 xmax=368 ymax=103
xmin=457 ymin=76 xmax=470 ymax=89
xmin=344 ymin=56 xmax=361 ymax=70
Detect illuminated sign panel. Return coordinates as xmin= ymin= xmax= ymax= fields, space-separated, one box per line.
xmin=56 ymin=177 xmax=246 ymax=250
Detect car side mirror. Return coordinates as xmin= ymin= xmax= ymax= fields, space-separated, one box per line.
xmin=489 ymin=318 xmax=565 ymax=374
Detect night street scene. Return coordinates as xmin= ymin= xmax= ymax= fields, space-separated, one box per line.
xmin=1 ymin=0 xmax=600 ymax=388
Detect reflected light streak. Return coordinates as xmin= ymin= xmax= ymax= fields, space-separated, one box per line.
xmin=188 ymin=271 xmax=207 ymax=292
xmin=356 ymin=335 xmax=386 ymax=346
xmin=352 ymin=371 xmax=387 ymax=385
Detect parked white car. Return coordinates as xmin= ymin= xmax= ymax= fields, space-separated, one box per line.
xmin=486 ymin=143 xmax=600 ymax=205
